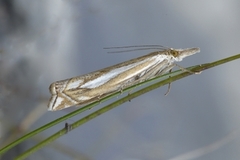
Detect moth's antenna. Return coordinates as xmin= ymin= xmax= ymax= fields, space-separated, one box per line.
xmin=104 ymin=45 xmax=166 ymax=49
xmin=104 ymin=45 xmax=169 ymax=53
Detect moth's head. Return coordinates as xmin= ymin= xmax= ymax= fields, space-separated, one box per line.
xmin=170 ymin=48 xmax=200 ymax=61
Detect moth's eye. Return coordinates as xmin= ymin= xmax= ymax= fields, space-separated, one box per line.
xmin=171 ymin=50 xmax=179 ymax=57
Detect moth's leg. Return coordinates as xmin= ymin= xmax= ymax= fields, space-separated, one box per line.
xmin=150 ymin=63 xmax=175 ymax=96
xmin=175 ymin=64 xmax=201 ymax=74
xmin=154 ymin=61 xmax=174 ymax=75
xmin=120 ymin=60 xmax=169 ymax=96
xmin=136 ymin=61 xmax=174 ymax=95
xmin=164 ymin=69 xmax=172 ymax=96
xmin=114 ymin=84 xmax=133 ymax=102
xmin=120 ymin=86 xmax=124 ymax=94
xmin=118 ymin=82 xmax=135 ymax=102
xmin=161 ymin=62 xmax=200 ymax=95
xmin=118 ymin=60 xmax=169 ymax=98
xmin=155 ymin=64 xmax=175 ymax=95
xmin=136 ymin=59 xmax=169 ymax=82
xmin=127 ymin=86 xmax=138 ymax=102
xmin=65 ymin=122 xmax=73 ymax=133
xmin=95 ymin=94 xmax=104 ymax=106
xmin=128 ymin=90 xmax=132 ymax=102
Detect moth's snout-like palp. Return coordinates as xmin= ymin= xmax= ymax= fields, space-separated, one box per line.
xmin=175 ymin=48 xmax=200 ymax=61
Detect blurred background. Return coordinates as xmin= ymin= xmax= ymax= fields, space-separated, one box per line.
xmin=0 ymin=0 xmax=240 ymax=160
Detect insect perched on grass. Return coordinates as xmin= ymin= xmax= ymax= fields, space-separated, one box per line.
xmin=48 ymin=45 xmax=200 ymax=111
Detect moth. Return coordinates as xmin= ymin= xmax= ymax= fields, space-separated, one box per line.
xmin=48 ymin=45 xmax=200 ymax=111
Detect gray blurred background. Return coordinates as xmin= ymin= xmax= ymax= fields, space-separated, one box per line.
xmin=0 ymin=0 xmax=240 ymax=160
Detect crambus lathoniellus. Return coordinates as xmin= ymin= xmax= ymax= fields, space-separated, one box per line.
xmin=48 ymin=45 xmax=200 ymax=111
